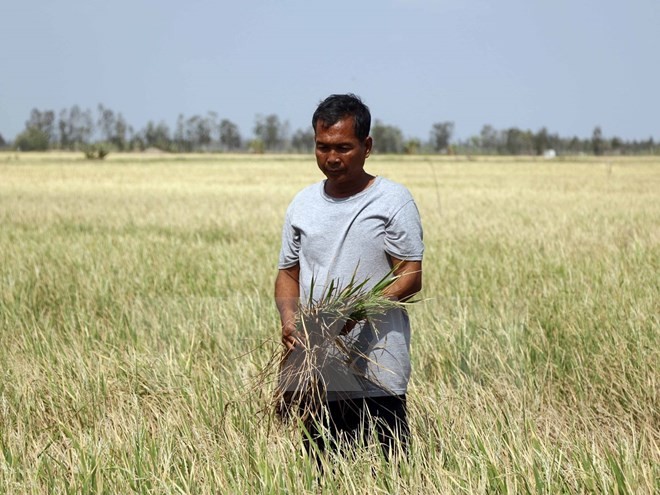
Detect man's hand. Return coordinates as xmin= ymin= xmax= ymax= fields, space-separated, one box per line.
xmin=281 ymin=320 xmax=300 ymax=350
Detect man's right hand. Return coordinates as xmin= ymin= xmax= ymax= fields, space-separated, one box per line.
xmin=281 ymin=321 xmax=300 ymax=351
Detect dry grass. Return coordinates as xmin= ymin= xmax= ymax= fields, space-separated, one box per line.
xmin=0 ymin=152 xmax=658 ymax=493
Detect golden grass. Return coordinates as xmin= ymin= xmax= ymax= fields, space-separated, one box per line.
xmin=0 ymin=152 xmax=658 ymax=493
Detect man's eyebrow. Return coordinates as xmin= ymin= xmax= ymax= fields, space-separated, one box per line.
xmin=315 ymin=140 xmax=353 ymax=146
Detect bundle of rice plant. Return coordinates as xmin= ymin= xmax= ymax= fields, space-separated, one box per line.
xmin=272 ymin=270 xmax=413 ymax=429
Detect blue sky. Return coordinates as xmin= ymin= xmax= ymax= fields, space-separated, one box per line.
xmin=1 ymin=0 xmax=658 ymax=142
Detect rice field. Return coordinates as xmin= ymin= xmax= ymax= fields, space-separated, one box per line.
xmin=0 ymin=152 xmax=658 ymax=494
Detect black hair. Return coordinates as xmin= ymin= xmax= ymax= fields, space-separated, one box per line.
xmin=312 ymin=94 xmax=371 ymax=141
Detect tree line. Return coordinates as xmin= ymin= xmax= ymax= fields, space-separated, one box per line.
xmin=2 ymin=104 xmax=657 ymax=156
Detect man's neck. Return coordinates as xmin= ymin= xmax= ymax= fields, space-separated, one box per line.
xmin=325 ymin=174 xmax=376 ymax=198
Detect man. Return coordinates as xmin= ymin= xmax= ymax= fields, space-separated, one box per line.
xmin=275 ymin=94 xmax=423 ymax=459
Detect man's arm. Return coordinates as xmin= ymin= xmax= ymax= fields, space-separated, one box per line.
xmin=274 ymin=263 xmax=300 ymax=350
xmin=383 ymin=256 xmax=422 ymax=302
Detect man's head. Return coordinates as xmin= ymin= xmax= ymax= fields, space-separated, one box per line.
xmin=312 ymin=94 xmax=371 ymax=141
xmin=312 ymin=94 xmax=374 ymax=197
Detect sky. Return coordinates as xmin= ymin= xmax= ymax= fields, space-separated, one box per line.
xmin=1 ymin=0 xmax=658 ymax=142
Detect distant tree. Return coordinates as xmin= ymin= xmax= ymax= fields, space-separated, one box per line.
xmin=249 ymin=138 xmax=265 ymax=154
xmin=96 ymin=104 xmax=129 ymax=151
xmin=130 ymin=134 xmax=146 ymax=151
xmin=14 ymin=108 xmax=57 ymax=151
xmin=185 ymin=114 xmax=215 ymax=151
xmin=113 ymin=113 xmax=129 ymax=151
xmin=534 ymin=127 xmax=550 ymax=155
xmin=503 ymin=127 xmax=534 ymax=155
xmin=142 ymin=120 xmax=171 ymax=150
xmin=592 ymin=126 xmax=604 ymax=156
xmin=290 ymin=128 xmax=314 ymax=153
xmin=567 ymin=136 xmax=582 ymax=154
xmin=468 ymin=136 xmax=479 ymax=153
xmin=14 ymin=108 xmax=56 ymax=150
xmin=0 ymin=133 xmax=6 ymax=148
xmin=219 ymin=119 xmax=242 ymax=151
xmin=479 ymin=124 xmax=500 ymax=153
xmin=404 ymin=138 xmax=421 ymax=155
xmin=254 ymin=114 xmax=288 ymax=151
xmin=371 ymin=120 xmax=404 ymax=153
xmin=174 ymin=114 xmax=191 ymax=152
xmin=430 ymin=121 xmax=454 ymax=152
xmin=58 ymin=109 xmax=71 ymax=149
xmin=547 ymin=130 xmax=561 ymax=153
xmin=14 ymin=127 xmax=50 ymax=151
xmin=644 ymin=137 xmax=656 ymax=155
xmin=58 ymin=105 xmax=94 ymax=149
xmin=97 ymin=104 xmax=116 ymax=143
xmin=26 ymin=109 xmax=56 ymax=143
xmin=206 ymin=111 xmax=219 ymax=144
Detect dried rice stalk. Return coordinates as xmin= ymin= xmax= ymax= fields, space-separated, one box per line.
xmin=272 ymin=269 xmax=413 ymax=429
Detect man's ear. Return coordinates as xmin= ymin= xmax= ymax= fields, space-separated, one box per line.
xmin=364 ymin=136 xmax=373 ymax=157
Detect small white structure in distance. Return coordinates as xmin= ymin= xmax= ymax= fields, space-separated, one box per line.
xmin=543 ymin=149 xmax=557 ymax=159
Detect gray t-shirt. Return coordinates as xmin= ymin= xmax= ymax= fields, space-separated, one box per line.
xmin=278 ymin=176 xmax=424 ymax=399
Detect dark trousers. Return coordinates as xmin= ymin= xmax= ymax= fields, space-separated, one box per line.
xmin=303 ymin=394 xmax=410 ymax=460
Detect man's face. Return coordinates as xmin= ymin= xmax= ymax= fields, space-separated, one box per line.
xmin=314 ymin=117 xmax=372 ymax=190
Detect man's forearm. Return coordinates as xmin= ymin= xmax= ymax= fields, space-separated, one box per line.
xmin=275 ymin=267 xmax=300 ymax=320
xmin=384 ymin=259 xmax=422 ymax=302
xmin=275 ymin=264 xmax=300 ymax=348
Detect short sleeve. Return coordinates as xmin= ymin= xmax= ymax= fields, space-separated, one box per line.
xmin=384 ymin=200 xmax=424 ymax=260
xmin=278 ymin=204 xmax=301 ymax=268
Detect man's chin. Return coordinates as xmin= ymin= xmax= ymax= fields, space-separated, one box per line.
xmin=324 ymin=172 xmax=346 ymax=182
